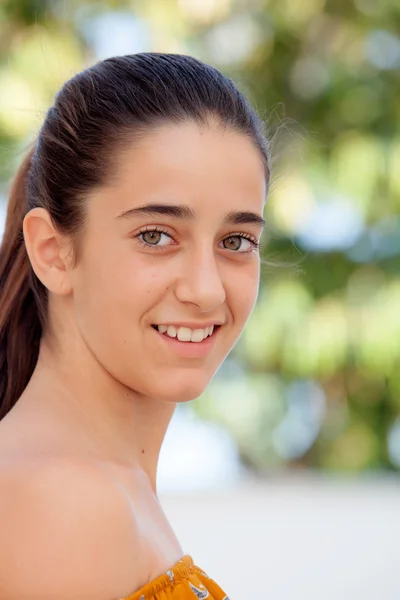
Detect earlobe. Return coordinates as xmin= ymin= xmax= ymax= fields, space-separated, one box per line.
xmin=23 ymin=207 xmax=73 ymax=296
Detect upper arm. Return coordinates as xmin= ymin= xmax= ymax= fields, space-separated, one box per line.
xmin=0 ymin=460 xmax=146 ymax=600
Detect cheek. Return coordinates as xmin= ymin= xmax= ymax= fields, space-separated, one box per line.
xmin=73 ymin=253 xmax=169 ymax=335
xmin=72 ymin=253 xmax=130 ymax=335
xmin=70 ymin=259 xmax=150 ymax=383
xmin=230 ymin=262 xmax=260 ymax=320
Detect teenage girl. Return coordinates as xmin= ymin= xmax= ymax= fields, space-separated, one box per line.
xmin=0 ymin=53 xmax=269 ymax=599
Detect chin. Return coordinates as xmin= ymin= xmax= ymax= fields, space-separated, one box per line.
xmin=151 ymin=373 xmax=214 ymax=404
xmin=159 ymin=385 xmax=207 ymax=404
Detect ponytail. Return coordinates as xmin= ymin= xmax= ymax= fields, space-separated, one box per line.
xmin=0 ymin=145 xmax=42 ymax=420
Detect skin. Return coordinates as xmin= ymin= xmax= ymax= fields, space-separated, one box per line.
xmin=2 ymin=120 xmax=266 ymax=502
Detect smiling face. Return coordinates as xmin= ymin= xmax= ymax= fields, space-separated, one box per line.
xmin=69 ymin=120 xmax=267 ymax=402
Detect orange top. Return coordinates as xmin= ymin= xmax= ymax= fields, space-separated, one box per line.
xmin=121 ymin=555 xmax=229 ymax=600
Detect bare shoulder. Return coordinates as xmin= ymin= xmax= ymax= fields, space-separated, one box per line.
xmin=0 ymin=457 xmax=148 ymax=600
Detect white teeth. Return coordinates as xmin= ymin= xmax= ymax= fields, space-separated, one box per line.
xmin=167 ymin=325 xmax=177 ymax=337
xmin=191 ymin=329 xmax=205 ymax=343
xmin=156 ymin=324 xmax=216 ymax=342
xmin=177 ymin=327 xmax=192 ymax=342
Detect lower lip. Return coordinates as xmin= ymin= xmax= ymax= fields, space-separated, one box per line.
xmin=152 ymin=327 xmax=219 ymax=358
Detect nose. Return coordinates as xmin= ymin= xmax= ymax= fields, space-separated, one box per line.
xmin=174 ymin=248 xmax=226 ymax=312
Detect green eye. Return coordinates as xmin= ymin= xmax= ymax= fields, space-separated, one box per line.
xmin=142 ymin=231 xmax=162 ymax=245
xmin=137 ymin=228 xmax=174 ymax=248
xmin=223 ymin=236 xmax=242 ymax=251
xmin=222 ymin=235 xmax=258 ymax=252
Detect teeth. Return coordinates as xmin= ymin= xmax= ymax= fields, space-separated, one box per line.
xmin=167 ymin=325 xmax=177 ymax=337
xmin=177 ymin=327 xmax=192 ymax=342
xmin=155 ymin=324 xmax=216 ymax=342
xmin=191 ymin=329 xmax=205 ymax=343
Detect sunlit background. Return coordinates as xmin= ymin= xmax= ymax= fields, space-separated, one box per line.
xmin=0 ymin=0 xmax=399 ymax=597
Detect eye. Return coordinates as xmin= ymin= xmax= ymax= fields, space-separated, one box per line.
xmin=137 ymin=228 xmax=174 ymax=247
xmin=222 ymin=234 xmax=259 ymax=253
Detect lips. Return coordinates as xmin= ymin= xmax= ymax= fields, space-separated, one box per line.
xmin=152 ymin=323 xmax=220 ymax=358
xmin=152 ymin=324 xmax=215 ymax=342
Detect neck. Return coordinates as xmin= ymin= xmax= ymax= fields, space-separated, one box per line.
xmin=17 ymin=334 xmax=176 ymax=495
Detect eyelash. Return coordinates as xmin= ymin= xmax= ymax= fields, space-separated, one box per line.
xmin=134 ymin=226 xmax=260 ymax=253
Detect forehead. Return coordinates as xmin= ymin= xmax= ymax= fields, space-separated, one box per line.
xmin=97 ymin=121 xmax=267 ymax=219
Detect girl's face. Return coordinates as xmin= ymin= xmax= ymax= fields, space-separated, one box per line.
xmin=70 ymin=121 xmax=267 ymax=402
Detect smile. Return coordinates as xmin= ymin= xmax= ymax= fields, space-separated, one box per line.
xmin=151 ymin=324 xmax=216 ymax=343
xmin=151 ymin=324 xmax=221 ymax=358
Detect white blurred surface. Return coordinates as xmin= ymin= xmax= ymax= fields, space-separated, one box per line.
xmin=160 ymin=473 xmax=400 ymax=599
xmin=157 ymin=406 xmax=245 ymax=493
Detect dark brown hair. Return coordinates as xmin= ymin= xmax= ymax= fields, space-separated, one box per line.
xmin=0 ymin=52 xmax=270 ymax=419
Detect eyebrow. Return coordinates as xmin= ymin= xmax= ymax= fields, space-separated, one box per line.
xmin=116 ymin=203 xmax=266 ymax=228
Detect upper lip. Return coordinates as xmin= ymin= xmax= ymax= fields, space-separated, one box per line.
xmin=152 ymin=322 xmax=224 ymax=329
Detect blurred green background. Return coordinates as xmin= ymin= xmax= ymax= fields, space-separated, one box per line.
xmin=1 ymin=0 xmax=400 ymax=476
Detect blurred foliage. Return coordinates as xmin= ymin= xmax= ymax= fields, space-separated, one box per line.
xmin=1 ymin=0 xmax=400 ymax=473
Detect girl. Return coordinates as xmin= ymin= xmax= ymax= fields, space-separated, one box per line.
xmin=0 ymin=53 xmax=269 ymax=599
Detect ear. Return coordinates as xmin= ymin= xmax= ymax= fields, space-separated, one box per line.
xmin=23 ymin=207 xmax=73 ymax=296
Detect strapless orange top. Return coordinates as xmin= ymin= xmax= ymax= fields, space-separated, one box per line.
xmin=121 ymin=555 xmax=229 ymax=599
